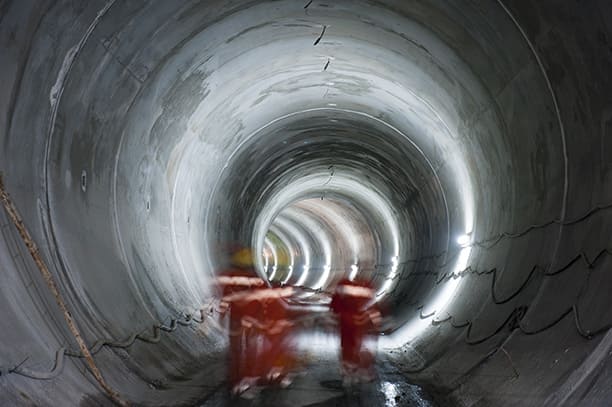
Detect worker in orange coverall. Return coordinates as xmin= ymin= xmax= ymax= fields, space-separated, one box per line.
xmin=259 ymin=284 xmax=297 ymax=387
xmin=330 ymin=278 xmax=382 ymax=384
xmin=232 ymin=283 xmax=297 ymax=387
xmin=216 ymin=248 xmax=265 ymax=396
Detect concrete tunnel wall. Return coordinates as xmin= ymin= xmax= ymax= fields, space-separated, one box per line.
xmin=1 ymin=0 xmax=612 ymax=405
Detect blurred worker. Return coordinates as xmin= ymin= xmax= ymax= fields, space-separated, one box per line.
xmin=216 ymin=247 xmax=265 ymax=396
xmin=260 ymin=284 xmax=297 ymax=387
xmin=330 ymin=278 xmax=382 ymax=384
xmin=233 ymin=282 xmax=297 ymax=387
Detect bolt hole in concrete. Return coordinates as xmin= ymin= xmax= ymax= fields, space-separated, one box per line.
xmin=2 ymin=0 xmax=612 ymax=406
xmin=81 ymin=170 xmax=87 ymax=192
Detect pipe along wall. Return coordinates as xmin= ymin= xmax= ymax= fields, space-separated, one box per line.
xmin=1 ymin=1 xmax=612 ymax=405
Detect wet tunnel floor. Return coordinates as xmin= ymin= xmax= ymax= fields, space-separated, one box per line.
xmin=75 ymin=329 xmax=438 ymax=406
xmin=195 ymin=353 xmax=437 ymax=407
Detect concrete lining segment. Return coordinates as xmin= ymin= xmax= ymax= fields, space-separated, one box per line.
xmin=1 ymin=0 xmax=611 ymax=405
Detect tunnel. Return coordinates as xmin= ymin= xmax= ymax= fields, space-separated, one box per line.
xmin=2 ymin=0 xmax=612 ymax=405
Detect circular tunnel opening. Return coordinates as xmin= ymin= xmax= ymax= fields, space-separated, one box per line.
xmin=263 ymin=196 xmax=379 ymax=290
xmin=7 ymin=0 xmax=610 ymax=405
xmin=207 ymin=108 xmax=451 ymax=320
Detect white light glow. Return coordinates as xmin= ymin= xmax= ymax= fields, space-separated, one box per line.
xmin=273 ymin=216 xmax=312 ymax=286
xmin=267 ymin=226 xmax=295 ymax=285
xmin=430 ymin=246 xmax=470 ymax=311
xmin=279 ymin=208 xmax=333 ymax=290
xmin=380 ymin=245 xmax=472 ymax=348
xmin=266 ymin=237 xmax=279 ymax=281
xmin=349 ymin=264 xmax=359 ymax=280
xmin=296 ymin=264 xmax=310 ymax=286
xmin=282 ymin=257 xmax=294 ymax=284
xmin=457 ymin=234 xmax=471 ymax=247
xmin=252 ymin=169 xmax=400 ymax=297
xmin=378 ymin=255 xmax=400 ymax=296
xmin=262 ymin=248 xmax=270 ymax=271
xmin=382 ymin=382 xmax=399 ymax=407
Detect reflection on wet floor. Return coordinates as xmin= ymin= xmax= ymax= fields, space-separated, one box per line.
xmin=196 ymin=332 xmax=436 ymax=407
xmin=197 ymin=359 xmax=436 ymax=406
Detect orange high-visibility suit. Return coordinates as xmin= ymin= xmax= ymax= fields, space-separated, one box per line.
xmin=234 ymin=286 xmax=296 ymax=384
xmin=217 ymin=272 xmax=264 ymax=389
xmin=330 ymin=278 xmax=381 ymax=380
xmin=260 ymin=287 xmax=296 ymax=384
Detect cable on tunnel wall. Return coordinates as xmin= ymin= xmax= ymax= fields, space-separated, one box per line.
xmin=4 ymin=190 xmax=610 ymax=385
xmin=2 ymin=1 xmax=611 ymax=404
xmin=379 ymin=198 xmax=612 ymax=378
xmin=368 ymin=199 xmax=612 ymax=283
xmin=0 ymin=296 xmax=338 ymax=384
xmin=496 ymin=0 xmax=570 ymax=272
xmin=385 ymin=264 xmax=612 ymax=384
xmin=0 ymin=308 xmax=216 ymax=382
xmin=367 ymin=198 xmax=612 ymax=323
xmin=0 ymin=174 xmax=128 ymax=406
xmin=240 ymin=196 xmax=612 ymax=351
xmin=396 ymin=247 xmax=612 ymax=339
xmin=0 ymin=348 xmax=66 ymax=380
xmin=393 ymin=297 xmax=612 ymax=375
xmin=0 ymin=178 xmax=224 ymax=374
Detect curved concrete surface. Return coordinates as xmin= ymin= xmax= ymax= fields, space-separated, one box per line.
xmin=1 ymin=0 xmax=612 ymax=405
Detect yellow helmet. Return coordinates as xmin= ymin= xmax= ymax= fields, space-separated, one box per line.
xmin=231 ymin=248 xmax=254 ymax=267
